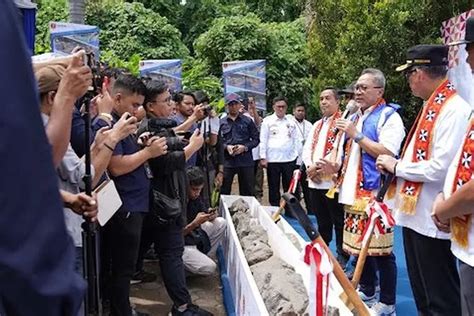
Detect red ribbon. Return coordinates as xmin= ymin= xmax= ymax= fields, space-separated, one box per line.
xmin=304 ymin=241 xmax=331 ymax=316
xmin=288 ymin=169 xmax=302 ymax=194
xmin=358 ymin=199 xmax=395 ymax=247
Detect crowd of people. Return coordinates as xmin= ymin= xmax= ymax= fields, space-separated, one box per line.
xmin=2 ymin=1 xmax=474 ymax=315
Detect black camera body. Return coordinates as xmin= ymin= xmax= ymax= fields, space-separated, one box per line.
xmin=146 ymin=118 xmax=184 ymax=151
xmin=202 ymin=104 xmax=212 ymax=117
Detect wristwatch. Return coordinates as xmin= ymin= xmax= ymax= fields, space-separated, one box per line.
xmin=354 ymin=132 xmax=365 ymax=143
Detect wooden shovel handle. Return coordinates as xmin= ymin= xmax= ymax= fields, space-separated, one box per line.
xmin=315 ymin=237 xmax=369 ymax=316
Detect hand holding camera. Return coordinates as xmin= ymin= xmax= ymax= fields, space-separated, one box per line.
xmin=145 ymin=136 xmax=168 ymax=158
xmin=56 ymin=50 xmax=93 ymax=102
xmin=108 ymin=112 xmax=138 ymax=142
xmin=192 ymin=103 xmax=209 ymax=121
xmin=189 ymin=129 xmax=204 ymax=149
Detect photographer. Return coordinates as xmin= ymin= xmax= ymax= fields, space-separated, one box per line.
xmin=137 ymin=80 xmax=212 ymax=316
xmin=172 ymin=91 xmax=208 ymax=167
xmin=100 ymin=75 xmax=168 ymax=316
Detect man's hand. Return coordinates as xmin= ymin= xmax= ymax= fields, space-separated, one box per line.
xmin=227 ymin=145 xmax=235 ymax=156
xmin=306 ymin=164 xmax=322 ymax=183
xmin=335 ymin=118 xmax=357 ymax=139
xmin=233 ymin=145 xmax=246 ymax=155
xmin=214 ymin=171 xmax=224 ymax=188
xmin=145 ymin=136 xmax=168 ymax=158
xmin=376 ymin=154 xmax=398 ymax=174
xmin=431 ymin=192 xmax=451 ymax=233
xmin=194 ymin=212 xmax=212 ymax=226
xmin=56 ymin=51 xmax=92 ymax=102
xmin=208 ymin=208 xmax=218 ymax=221
xmin=96 ymin=77 xmax=115 ymax=115
xmin=189 ymin=129 xmax=204 ymax=149
xmin=108 ymin=112 xmax=138 ymax=143
xmin=65 ymin=192 xmax=98 ymax=222
xmin=260 ymin=159 xmax=268 ymax=168
xmin=192 ymin=104 xmax=207 ymax=121
xmin=316 ymin=158 xmax=340 ymax=176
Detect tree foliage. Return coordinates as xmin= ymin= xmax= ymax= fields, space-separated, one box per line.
xmin=86 ymin=1 xmax=189 ymax=63
xmin=307 ymin=0 xmax=472 ymax=126
xmin=35 ymin=0 xmax=68 ymax=54
xmin=195 ymin=14 xmax=311 ymax=112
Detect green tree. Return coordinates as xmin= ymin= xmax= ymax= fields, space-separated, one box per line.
xmin=195 ymin=13 xmax=311 ymax=112
xmin=306 ymin=0 xmax=472 ymax=125
xmin=35 ymin=0 xmax=68 ymax=54
xmin=86 ymin=1 xmax=189 ymax=63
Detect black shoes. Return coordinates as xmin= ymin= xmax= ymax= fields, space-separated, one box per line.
xmin=170 ymin=303 xmax=214 ymax=316
xmin=131 ymin=270 xmax=157 ymax=284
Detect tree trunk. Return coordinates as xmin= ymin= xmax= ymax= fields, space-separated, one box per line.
xmin=69 ymin=0 xmax=86 ymax=24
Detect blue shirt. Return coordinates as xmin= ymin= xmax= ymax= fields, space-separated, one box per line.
xmin=110 ymin=113 xmax=150 ymax=213
xmin=70 ymin=106 xmax=94 ymax=157
xmin=219 ymin=114 xmax=259 ymax=168
xmin=0 ymin=1 xmax=84 ymax=314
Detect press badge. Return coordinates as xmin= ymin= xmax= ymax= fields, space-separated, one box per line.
xmin=144 ymin=162 xmax=153 ymax=179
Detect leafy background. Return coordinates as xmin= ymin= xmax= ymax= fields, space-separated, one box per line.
xmin=35 ymin=0 xmax=472 ymax=124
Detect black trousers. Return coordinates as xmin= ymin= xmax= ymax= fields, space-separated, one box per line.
xmin=308 ymin=189 xmax=346 ymax=258
xmin=221 ymin=166 xmax=255 ymax=196
xmin=102 ymin=211 xmax=144 ymax=316
xmin=459 ymin=260 xmax=474 ymax=316
xmin=267 ymin=160 xmax=296 ymax=207
xmin=359 ymin=253 xmax=397 ymax=305
xmin=298 ymin=169 xmax=312 ymax=211
xmin=403 ymin=227 xmax=461 ymax=316
xmin=137 ymin=214 xmax=191 ymax=307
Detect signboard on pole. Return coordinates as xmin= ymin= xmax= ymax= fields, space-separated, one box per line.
xmin=223 ymin=60 xmax=266 ymax=111
xmin=441 ymin=10 xmax=474 ymax=107
xmin=49 ymin=22 xmax=100 ymax=59
xmin=139 ymin=59 xmax=182 ymax=93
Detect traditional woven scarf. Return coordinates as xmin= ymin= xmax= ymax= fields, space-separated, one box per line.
xmin=310 ymin=111 xmax=341 ymax=163
xmin=326 ymin=100 xmax=384 ymax=209
xmin=398 ymin=80 xmax=456 ymax=214
xmin=451 ymin=117 xmax=474 ymax=248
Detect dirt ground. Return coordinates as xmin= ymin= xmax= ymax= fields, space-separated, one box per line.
xmin=131 ymin=170 xmax=272 ymax=316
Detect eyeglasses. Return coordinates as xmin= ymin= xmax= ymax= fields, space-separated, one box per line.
xmin=404 ymin=68 xmax=417 ymax=80
xmin=150 ymin=96 xmax=171 ymax=105
xmin=354 ymin=84 xmax=383 ymax=92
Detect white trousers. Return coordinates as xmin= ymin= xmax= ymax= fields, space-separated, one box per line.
xmin=183 ymin=217 xmax=226 ymax=276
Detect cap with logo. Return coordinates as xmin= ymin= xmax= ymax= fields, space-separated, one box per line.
xmin=395 ymin=44 xmax=449 ymax=72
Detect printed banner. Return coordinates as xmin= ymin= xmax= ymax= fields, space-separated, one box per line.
xmin=441 ymin=10 xmax=474 ymax=107
xmin=49 ymin=22 xmax=100 ymax=59
xmin=139 ymin=59 xmax=182 ymax=93
xmin=223 ymin=60 xmax=266 ymax=110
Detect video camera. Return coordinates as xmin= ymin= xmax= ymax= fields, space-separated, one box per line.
xmin=140 ymin=118 xmax=185 ymax=151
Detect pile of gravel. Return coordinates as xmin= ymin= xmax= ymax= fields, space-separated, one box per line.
xmin=229 ymin=199 xmax=309 ymax=315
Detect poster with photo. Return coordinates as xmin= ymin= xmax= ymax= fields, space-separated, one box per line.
xmin=139 ymin=59 xmax=182 ymax=93
xmin=49 ymin=22 xmax=100 ymax=60
xmin=223 ymin=60 xmax=266 ymax=111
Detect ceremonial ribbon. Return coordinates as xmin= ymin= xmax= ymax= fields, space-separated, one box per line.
xmin=358 ymin=199 xmax=395 ymax=248
xmin=288 ymin=168 xmax=302 ymax=194
xmin=304 ymin=241 xmax=333 ymax=316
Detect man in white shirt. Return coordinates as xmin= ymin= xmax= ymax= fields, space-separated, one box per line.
xmin=292 ymin=102 xmax=313 ymax=206
xmin=302 ymin=89 xmax=349 ymax=266
xmin=320 ymin=68 xmax=405 ymax=315
xmin=378 ymin=44 xmax=471 ymax=316
xmin=260 ymin=96 xmax=302 ymax=208
xmin=431 ymin=19 xmax=474 ymax=316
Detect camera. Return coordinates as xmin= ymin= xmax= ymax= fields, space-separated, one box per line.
xmin=143 ymin=118 xmax=184 ymax=151
xmin=202 ymin=104 xmax=212 ymax=117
